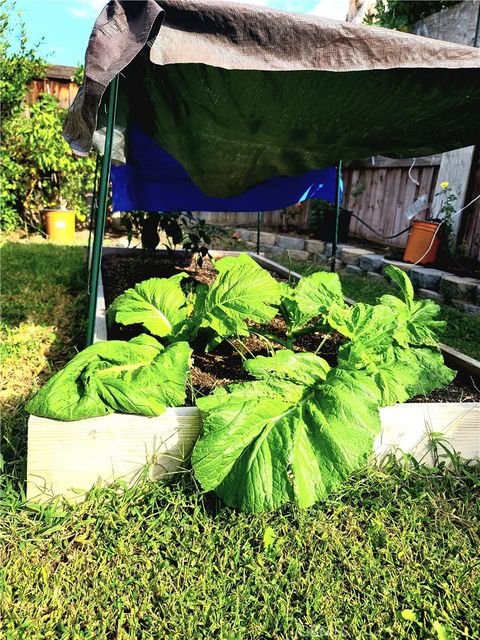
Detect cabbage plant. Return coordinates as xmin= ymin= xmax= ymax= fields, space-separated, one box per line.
xmin=28 ymin=255 xmax=455 ymax=512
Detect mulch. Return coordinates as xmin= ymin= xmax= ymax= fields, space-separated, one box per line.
xmin=101 ymin=252 xmax=480 ymax=404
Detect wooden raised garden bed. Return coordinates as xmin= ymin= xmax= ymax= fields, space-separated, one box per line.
xmin=27 ymin=250 xmax=480 ymax=502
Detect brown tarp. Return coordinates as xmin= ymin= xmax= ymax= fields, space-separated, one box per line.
xmin=64 ymin=0 xmax=480 ymax=197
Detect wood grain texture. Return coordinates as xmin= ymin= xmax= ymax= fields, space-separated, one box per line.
xmin=27 ymin=403 xmax=479 ymax=503
xmin=27 ymin=409 xmax=201 ymax=502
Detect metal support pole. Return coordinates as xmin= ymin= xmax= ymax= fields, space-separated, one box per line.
xmin=331 ymin=160 xmax=343 ymax=273
xmin=87 ymin=152 xmax=100 ymax=286
xmin=86 ymin=74 xmax=120 ymax=346
xmin=256 ymin=211 xmax=262 ymax=254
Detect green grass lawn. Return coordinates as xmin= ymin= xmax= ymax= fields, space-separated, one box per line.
xmin=1 ymin=239 xmax=479 ymax=639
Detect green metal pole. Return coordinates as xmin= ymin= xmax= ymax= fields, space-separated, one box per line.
xmin=86 ymin=74 xmax=119 ymax=346
xmin=87 ymin=152 xmax=100 ymax=287
xmin=331 ymin=160 xmax=343 ymax=273
xmin=256 ymin=211 xmax=262 ymax=254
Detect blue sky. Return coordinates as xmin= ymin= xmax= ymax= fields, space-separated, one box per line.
xmin=14 ymin=0 xmax=350 ymax=67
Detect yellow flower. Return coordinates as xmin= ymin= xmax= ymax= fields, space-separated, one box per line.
xmin=440 ymin=181 xmax=449 ymax=190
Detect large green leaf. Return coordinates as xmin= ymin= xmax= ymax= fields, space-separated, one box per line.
xmin=295 ymin=271 xmax=345 ymax=317
xmin=26 ymin=335 xmax=192 ymax=421
xmin=198 ymin=254 xmax=282 ymax=338
xmin=380 ymin=345 xmax=455 ymax=398
xmin=244 ymin=349 xmax=330 ymax=386
xmin=279 ymin=283 xmax=318 ymax=334
xmin=327 ymin=302 xmax=398 ymax=354
xmin=193 ymin=354 xmax=381 ymax=512
xmin=107 ymin=274 xmax=188 ymax=339
xmin=382 ymin=265 xmax=445 ymax=346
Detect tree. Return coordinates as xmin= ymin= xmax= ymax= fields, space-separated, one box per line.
xmin=364 ymin=1 xmax=461 ymax=30
xmin=0 ymin=0 xmax=95 ymax=232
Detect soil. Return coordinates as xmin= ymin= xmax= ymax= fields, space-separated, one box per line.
xmin=101 ymin=252 xmax=480 ymax=404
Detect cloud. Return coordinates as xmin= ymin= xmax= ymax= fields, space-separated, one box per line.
xmin=69 ymin=7 xmax=91 ymax=19
xmin=69 ymin=0 xmax=106 ymax=20
xmin=310 ymin=0 xmax=349 ymax=21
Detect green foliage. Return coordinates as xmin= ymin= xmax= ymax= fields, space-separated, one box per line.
xmin=193 ymin=358 xmax=381 ymax=512
xmin=365 ymin=1 xmax=461 ymax=30
xmin=29 ymin=255 xmax=454 ymax=511
xmin=0 ymin=1 xmax=94 ymax=231
xmin=26 ymin=335 xmax=192 ymax=421
xmin=0 ymin=0 xmax=45 ymax=120
xmin=192 ymin=265 xmax=454 ymax=511
xmin=1 ymin=94 xmax=96 ymax=230
xmin=121 ymin=210 xmax=222 ymax=262
xmin=108 ymin=253 xmax=282 ymax=349
xmin=107 ymin=274 xmax=189 ymax=339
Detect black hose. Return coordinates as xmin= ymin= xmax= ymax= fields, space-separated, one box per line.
xmin=349 ymin=211 xmax=412 ymax=239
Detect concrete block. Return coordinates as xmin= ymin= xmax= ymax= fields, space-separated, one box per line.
xmin=416 ymin=288 xmax=444 ymax=304
xmin=259 ymin=231 xmax=277 ymax=246
xmin=451 ymin=299 xmax=480 ymax=316
xmin=345 ymin=265 xmax=364 ymax=276
xmin=276 ymin=235 xmax=306 ymax=251
xmin=262 ymin=245 xmax=285 ymax=257
xmin=283 ymin=249 xmax=310 ymax=262
xmin=236 ymin=228 xmax=253 ymax=243
xmin=339 ymin=246 xmax=375 ymax=266
xmin=382 ymin=259 xmax=415 ymax=276
xmin=359 ymin=254 xmax=384 ymax=273
xmin=367 ymin=271 xmax=387 ymax=284
xmin=440 ymin=275 xmax=480 ymax=302
xmin=305 ymin=239 xmax=326 ymax=255
xmin=324 ymin=243 xmax=345 ymax=257
xmin=410 ymin=267 xmax=445 ymax=291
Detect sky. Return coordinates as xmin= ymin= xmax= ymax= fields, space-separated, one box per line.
xmin=13 ymin=0 xmax=350 ymax=67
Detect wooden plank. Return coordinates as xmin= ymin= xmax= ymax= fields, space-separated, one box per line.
xmin=375 ymin=403 xmax=480 ymax=465
xmin=431 ymin=146 xmax=476 ymax=241
xmin=27 ymin=403 xmax=479 ymax=502
xmin=93 ymin=273 xmax=107 ymax=342
xmin=27 ymin=409 xmax=201 ymax=502
xmin=382 ymin=167 xmax=403 ymax=240
xmin=350 ymin=155 xmax=442 ymax=169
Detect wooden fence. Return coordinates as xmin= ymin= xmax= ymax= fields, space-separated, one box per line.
xmin=342 ymin=156 xmax=441 ymax=247
xmin=200 ymin=153 xmax=480 ymax=262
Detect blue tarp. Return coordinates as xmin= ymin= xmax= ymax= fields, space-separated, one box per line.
xmin=111 ymin=126 xmax=338 ymax=213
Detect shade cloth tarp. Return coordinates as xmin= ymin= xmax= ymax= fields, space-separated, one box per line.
xmin=64 ymin=0 xmax=480 ymax=200
xmin=111 ymin=125 xmax=338 ymax=211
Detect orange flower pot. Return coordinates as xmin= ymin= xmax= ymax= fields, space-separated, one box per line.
xmin=403 ymin=220 xmax=440 ymax=265
xmin=43 ymin=209 xmax=76 ymax=243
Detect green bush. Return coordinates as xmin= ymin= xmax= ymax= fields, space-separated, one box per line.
xmin=0 ymin=0 xmax=94 ymax=232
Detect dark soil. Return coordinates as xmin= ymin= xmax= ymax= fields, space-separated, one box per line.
xmin=101 ymin=252 xmax=480 ymax=404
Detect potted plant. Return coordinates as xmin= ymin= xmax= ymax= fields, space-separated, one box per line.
xmin=403 ymin=181 xmax=457 ymax=265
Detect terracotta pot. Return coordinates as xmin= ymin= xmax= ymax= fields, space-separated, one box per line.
xmin=403 ymin=220 xmax=440 ymax=265
xmin=43 ymin=209 xmax=76 ymax=243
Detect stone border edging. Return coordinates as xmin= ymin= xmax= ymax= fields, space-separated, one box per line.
xmin=232 ymin=228 xmax=480 ymax=315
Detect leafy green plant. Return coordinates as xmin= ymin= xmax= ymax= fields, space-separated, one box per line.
xmin=364 ymin=1 xmax=460 ymax=30
xmin=26 ymin=335 xmax=192 ymax=421
xmin=0 ymin=3 xmax=94 ymax=232
xmin=120 ymin=210 xmax=223 ymax=263
xmin=108 ymin=253 xmax=282 ymax=351
xmin=1 ymin=94 xmax=96 ymax=230
xmin=28 ymin=255 xmax=455 ymax=511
